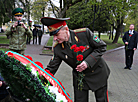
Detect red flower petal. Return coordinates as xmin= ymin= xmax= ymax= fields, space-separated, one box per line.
xmin=76 ymin=54 xmax=83 ymax=61
xmin=74 ymin=47 xmax=80 ymax=52
xmin=79 ymin=46 xmax=85 ymax=52
xmin=71 ymin=44 xmax=77 ymax=49
xmin=35 ymin=61 xmax=43 ymax=69
xmin=129 ymin=35 xmax=132 ymax=36
xmin=24 ymin=55 xmax=33 ymax=61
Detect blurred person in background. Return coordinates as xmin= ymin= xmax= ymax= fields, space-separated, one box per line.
xmin=37 ymin=26 xmax=43 ymax=45
xmin=32 ymin=26 xmax=38 ymax=44
xmin=123 ymin=24 xmax=138 ymax=70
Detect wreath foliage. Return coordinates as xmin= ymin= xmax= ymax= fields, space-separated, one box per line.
xmin=0 ymin=51 xmax=55 ymax=102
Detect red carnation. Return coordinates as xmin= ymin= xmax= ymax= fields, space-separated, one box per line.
xmin=71 ymin=44 xmax=77 ymax=49
xmin=79 ymin=46 xmax=85 ymax=52
xmin=129 ymin=35 xmax=132 ymax=37
xmin=74 ymin=47 xmax=80 ymax=52
xmin=76 ymin=54 xmax=83 ymax=61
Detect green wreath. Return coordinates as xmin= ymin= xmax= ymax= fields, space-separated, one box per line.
xmin=0 ymin=51 xmax=55 ymax=102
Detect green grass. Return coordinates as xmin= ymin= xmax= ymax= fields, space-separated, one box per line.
xmin=42 ymin=49 xmax=53 ymax=55
xmin=46 ymin=36 xmax=53 ymax=46
xmin=0 ymin=35 xmax=10 ymax=52
xmin=0 ymin=36 xmax=9 ymax=44
xmin=99 ymin=35 xmax=124 ymax=50
xmin=0 ymin=32 xmax=5 ymax=35
xmin=46 ymin=35 xmax=124 ymax=51
xmin=0 ymin=48 xmax=10 ymax=52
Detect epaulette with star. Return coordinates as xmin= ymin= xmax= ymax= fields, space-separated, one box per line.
xmin=73 ymin=28 xmax=86 ymax=33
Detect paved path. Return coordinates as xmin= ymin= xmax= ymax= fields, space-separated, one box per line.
xmin=25 ymin=34 xmax=138 ymax=102
xmin=25 ymin=34 xmax=50 ymax=54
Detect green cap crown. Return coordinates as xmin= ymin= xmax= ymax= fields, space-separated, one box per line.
xmin=12 ymin=8 xmax=24 ymax=16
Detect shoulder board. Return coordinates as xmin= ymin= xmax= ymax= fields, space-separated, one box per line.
xmin=54 ymin=41 xmax=59 ymax=47
xmin=73 ymin=28 xmax=86 ymax=33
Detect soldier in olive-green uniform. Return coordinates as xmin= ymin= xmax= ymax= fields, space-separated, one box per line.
xmin=41 ymin=17 xmax=110 ymax=102
xmin=5 ymin=8 xmax=32 ymax=55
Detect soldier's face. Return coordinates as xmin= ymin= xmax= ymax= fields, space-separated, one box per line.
xmin=53 ymin=28 xmax=68 ymax=43
xmin=14 ymin=15 xmax=23 ymax=21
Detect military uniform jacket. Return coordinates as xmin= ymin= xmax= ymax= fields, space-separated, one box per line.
xmin=123 ymin=30 xmax=138 ymax=50
xmin=5 ymin=21 xmax=32 ymax=50
xmin=46 ymin=28 xmax=110 ymax=91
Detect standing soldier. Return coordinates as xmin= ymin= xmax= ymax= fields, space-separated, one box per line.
xmin=5 ymin=8 xmax=32 ymax=55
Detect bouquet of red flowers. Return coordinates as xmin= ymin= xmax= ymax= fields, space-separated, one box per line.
xmin=71 ymin=44 xmax=86 ymax=90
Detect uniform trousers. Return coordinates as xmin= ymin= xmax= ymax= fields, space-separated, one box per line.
xmin=26 ymin=36 xmax=31 ymax=44
xmin=33 ymin=35 xmax=37 ymax=44
xmin=125 ymin=49 xmax=134 ymax=68
xmin=74 ymin=85 xmax=109 ymax=102
xmin=38 ymin=36 xmax=42 ymax=45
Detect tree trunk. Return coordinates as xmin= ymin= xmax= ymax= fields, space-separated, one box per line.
xmin=58 ymin=6 xmax=67 ymax=18
xmin=58 ymin=0 xmax=71 ymax=18
xmin=112 ymin=18 xmax=124 ymax=43
xmin=109 ymin=27 xmax=111 ymax=39
xmin=111 ymin=30 xmax=114 ymax=40
xmin=112 ymin=27 xmax=121 ymax=43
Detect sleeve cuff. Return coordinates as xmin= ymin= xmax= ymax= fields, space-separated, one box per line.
xmin=84 ymin=61 xmax=90 ymax=68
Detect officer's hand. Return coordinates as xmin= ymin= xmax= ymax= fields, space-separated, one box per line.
xmin=20 ymin=22 xmax=27 ymax=29
xmin=133 ymin=48 xmax=136 ymax=50
xmin=0 ymin=81 xmax=2 ymax=87
xmin=76 ymin=61 xmax=87 ymax=72
xmin=13 ymin=21 xmax=18 ymax=27
xmin=125 ymin=42 xmax=128 ymax=45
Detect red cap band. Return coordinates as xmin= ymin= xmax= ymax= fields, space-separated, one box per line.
xmin=48 ymin=21 xmax=67 ymax=32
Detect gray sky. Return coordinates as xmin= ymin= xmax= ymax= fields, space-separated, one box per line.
xmin=52 ymin=0 xmax=60 ymax=7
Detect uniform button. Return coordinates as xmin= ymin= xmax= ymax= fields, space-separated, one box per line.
xmin=92 ymin=70 xmax=94 ymax=72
